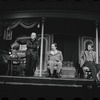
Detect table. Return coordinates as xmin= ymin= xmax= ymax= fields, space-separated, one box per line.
xmin=7 ymin=58 xmax=26 ymax=76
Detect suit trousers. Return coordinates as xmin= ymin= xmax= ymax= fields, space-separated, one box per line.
xmin=84 ymin=61 xmax=100 ymax=80
xmin=47 ymin=60 xmax=62 ymax=74
xmin=25 ymin=53 xmax=37 ymax=76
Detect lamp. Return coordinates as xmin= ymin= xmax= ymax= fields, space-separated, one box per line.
xmin=37 ymin=22 xmax=40 ymax=28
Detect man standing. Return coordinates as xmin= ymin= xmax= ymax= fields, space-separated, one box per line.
xmin=25 ymin=32 xmax=39 ymax=77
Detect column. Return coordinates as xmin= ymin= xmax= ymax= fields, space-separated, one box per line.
xmin=39 ymin=18 xmax=45 ymax=77
xmin=96 ymin=21 xmax=99 ymax=64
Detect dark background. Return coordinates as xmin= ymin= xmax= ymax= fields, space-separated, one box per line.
xmin=0 ymin=0 xmax=100 ymax=100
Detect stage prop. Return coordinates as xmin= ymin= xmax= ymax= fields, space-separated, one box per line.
xmin=61 ymin=61 xmax=76 ymax=78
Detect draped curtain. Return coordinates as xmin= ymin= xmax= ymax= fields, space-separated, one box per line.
xmin=54 ymin=35 xmax=79 ymax=67
xmin=0 ymin=18 xmax=40 ymax=29
xmin=0 ymin=18 xmax=40 ymax=40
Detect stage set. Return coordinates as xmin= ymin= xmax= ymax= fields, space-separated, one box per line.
xmin=0 ymin=11 xmax=100 ymax=88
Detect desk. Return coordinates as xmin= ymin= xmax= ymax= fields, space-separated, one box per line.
xmin=7 ymin=58 xmax=26 ymax=76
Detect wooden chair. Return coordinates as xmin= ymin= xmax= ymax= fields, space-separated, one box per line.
xmin=82 ymin=66 xmax=92 ymax=79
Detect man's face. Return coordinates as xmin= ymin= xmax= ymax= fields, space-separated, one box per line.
xmin=31 ymin=33 xmax=36 ymax=40
xmin=51 ymin=44 xmax=56 ymax=50
xmin=87 ymin=45 xmax=92 ymax=51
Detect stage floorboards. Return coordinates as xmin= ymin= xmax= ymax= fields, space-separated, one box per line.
xmin=0 ymin=76 xmax=99 ymax=88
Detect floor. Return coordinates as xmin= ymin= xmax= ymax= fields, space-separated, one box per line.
xmin=0 ymin=75 xmax=97 ymax=88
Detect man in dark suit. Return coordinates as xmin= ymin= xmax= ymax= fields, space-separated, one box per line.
xmin=25 ymin=32 xmax=39 ymax=77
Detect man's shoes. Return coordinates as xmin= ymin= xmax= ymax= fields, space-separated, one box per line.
xmin=51 ymin=74 xmax=54 ymax=78
xmin=54 ymin=73 xmax=61 ymax=78
xmin=57 ymin=73 xmax=61 ymax=78
xmin=46 ymin=74 xmax=51 ymax=77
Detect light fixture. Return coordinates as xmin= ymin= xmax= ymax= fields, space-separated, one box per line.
xmin=37 ymin=22 xmax=40 ymax=28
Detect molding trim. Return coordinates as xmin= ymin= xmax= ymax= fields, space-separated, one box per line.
xmin=0 ymin=10 xmax=100 ymax=21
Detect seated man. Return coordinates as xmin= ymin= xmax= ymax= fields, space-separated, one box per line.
xmin=80 ymin=42 xmax=100 ymax=81
xmin=46 ymin=43 xmax=63 ymax=78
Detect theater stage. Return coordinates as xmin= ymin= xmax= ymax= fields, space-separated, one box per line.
xmin=0 ymin=76 xmax=99 ymax=88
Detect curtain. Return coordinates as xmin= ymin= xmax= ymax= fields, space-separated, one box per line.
xmin=54 ymin=35 xmax=79 ymax=67
xmin=0 ymin=18 xmax=39 ymax=29
xmin=0 ymin=18 xmax=41 ymax=40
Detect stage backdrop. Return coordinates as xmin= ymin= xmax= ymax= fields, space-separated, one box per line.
xmin=54 ymin=35 xmax=79 ymax=68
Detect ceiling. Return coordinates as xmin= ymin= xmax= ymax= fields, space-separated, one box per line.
xmin=0 ymin=0 xmax=100 ymax=13
xmin=0 ymin=0 xmax=100 ymax=37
